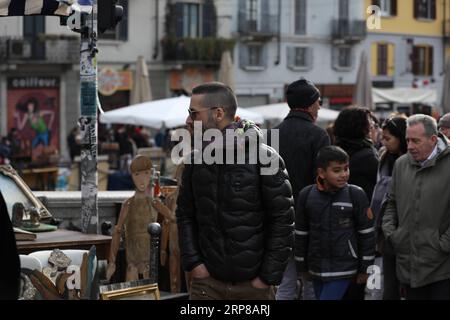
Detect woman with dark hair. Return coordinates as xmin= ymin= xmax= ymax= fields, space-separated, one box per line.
xmin=334 ymin=107 xmax=379 ymax=202
xmin=370 ymin=115 xmax=407 ymax=300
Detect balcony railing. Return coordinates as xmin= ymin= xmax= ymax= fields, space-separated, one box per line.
xmin=238 ymin=11 xmax=279 ymax=37
xmin=0 ymin=35 xmax=79 ymax=64
xmin=161 ymin=37 xmax=235 ymax=65
xmin=331 ymin=19 xmax=367 ymax=43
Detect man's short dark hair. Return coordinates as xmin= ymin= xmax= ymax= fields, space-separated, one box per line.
xmin=317 ymin=146 xmax=349 ymax=170
xmin=192 ymin=82 xmax=237 ymax=120
xmin=286 ymin=78 xmax=320 ymax=109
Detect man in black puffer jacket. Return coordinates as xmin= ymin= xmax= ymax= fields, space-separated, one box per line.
xmin=176 ymin=82 xmax=294 ymax=300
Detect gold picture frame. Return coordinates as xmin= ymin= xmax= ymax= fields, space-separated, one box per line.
xmin=0 ymin=165 xmax=52 ymax=220
xmin=100 ymin=283 xmax=160 ymax=300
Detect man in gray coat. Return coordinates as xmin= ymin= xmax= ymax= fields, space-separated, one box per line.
xmin=382 ymin=114 xmax=450 ymax=300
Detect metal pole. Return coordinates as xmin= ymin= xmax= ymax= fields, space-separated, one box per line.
xmin=148 ymin=222 xmax=162 ymax=284
xmin=79 ymin=0 xmax=99 ymax=234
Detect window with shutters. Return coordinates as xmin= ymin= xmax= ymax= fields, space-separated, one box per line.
xmin=414 ymin=0 xmax=436 ymax=20
xmin=170 ymin=1 xmax=216 ymax=39
xmin=412 ymin=45 xmax=434 ymax=76
xmin=337 ymin=47 xmax=352 ymax=68
xmin=248 ymin=45 xmax=263 ymax=66
xmin=332 ymin=46 xmax=353 ymax=70
xmin=287 ymin=47 xmax=312 ymax=70
xmin=373 ymin=0 xmax=397 ymax=17
xmin=182 ymin=3 xmax=201 ymax=38
xmin=294 ymin=0 xmax=307 ymax=35
xmin=99 ymin=0 xmax=128 ymax=41
xmin=240 ymin=43 xmax=267 ymax=70
xmin=238 ymin=0 xmax=277 ymax=35
xmin=339 ymin=0 xmax=349 ymax=20
xmin=377 ymin=44 xmax=388 ymax=75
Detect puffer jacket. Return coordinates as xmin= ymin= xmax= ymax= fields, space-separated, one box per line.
xmin=176 ymin=120 xmax=295 ymax=285
xmin=382 ymin=135 xmax=450 ymax=288
xmin=295 ymin=183 xmax=376 ymax=280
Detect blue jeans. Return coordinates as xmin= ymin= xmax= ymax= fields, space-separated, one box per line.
xmin=32 ymin=131 xmax=49 ymax=148
xmin=313 ymin=279 xmax=351 ymax=300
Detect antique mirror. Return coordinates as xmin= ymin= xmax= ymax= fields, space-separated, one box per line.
xmin=0 ymin=165 xmax=52 ymax=221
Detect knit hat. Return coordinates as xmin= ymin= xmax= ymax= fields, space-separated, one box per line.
xmin=438 ymin=113 xmax=450 ymax=128
xmin=286 ymin=78 xmax=320 ymax=109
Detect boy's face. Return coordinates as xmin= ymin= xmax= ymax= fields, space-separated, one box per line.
xmin=132 ymin=169 xmax=152 ymax=192
xmin=318 ymin=161 xmax=349 ymax=191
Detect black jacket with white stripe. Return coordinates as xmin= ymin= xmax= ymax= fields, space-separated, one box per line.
xmin=295 ymin=183 xmax=376 ymax=281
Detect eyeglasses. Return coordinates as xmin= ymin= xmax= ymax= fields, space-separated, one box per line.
xmin=319 ymin=99 xmax=323 ymax=107
xmin=187 ymin=107 xmax=219 ymax=119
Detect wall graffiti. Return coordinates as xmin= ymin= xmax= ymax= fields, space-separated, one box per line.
xmin=7 ymin=80 xmax=60 ymax=164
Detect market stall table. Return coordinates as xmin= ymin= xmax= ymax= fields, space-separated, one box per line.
xmin=16 ymin=229 xmax=112 ymax=260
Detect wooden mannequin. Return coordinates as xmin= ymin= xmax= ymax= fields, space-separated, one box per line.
xmin=155 ymin=164 xmax=184 ymax=293
xmin=106 ymin=156 xmax=159 ymax=281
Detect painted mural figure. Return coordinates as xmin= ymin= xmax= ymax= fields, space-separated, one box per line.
xmin=26 ymin=98 xmax=50 ymax=149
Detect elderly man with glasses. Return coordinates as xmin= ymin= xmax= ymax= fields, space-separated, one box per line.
xmin=176 ymin=82 xmax=294 ymax=300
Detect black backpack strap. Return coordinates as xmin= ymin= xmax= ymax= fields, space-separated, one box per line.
xmin=302 ymin=185 xmax=315 ymax=211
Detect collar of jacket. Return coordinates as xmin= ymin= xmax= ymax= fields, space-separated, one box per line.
xmin=335 ymin=137 xmax=374 ymax=153
xmin=408 ymin=134 xmax=450 ymax=168
xmin=285 ymin=109 xmax=314 ymax=122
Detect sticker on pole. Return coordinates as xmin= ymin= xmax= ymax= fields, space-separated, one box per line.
xmin=81 ymin=82 xmax=97 ymax=116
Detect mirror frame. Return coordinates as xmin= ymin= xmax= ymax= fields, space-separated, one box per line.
xmin=100 ymin=283 xmax=160 ymax=300
xmin=0 ymin=165 xmax=52 ymax=220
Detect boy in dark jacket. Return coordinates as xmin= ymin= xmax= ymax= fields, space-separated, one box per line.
xmin=295 ymin=146 xmax=376 ymax=300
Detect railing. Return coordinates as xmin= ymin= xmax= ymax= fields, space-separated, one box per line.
xmin=238 ymin=11 xmax=279 ymax=37
xmin=331 ymin=19 xmax=367 ymax=42
xmin=161 ymin=37 xmax=235 ymax=64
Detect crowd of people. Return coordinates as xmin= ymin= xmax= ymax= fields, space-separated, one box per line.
xmin=175 ymin=80 xmax=450 ymax=301
xmin=2 ymin=79 xmax=450 ymax=300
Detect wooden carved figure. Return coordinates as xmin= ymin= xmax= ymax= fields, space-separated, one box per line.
xmin=106 ymin=155 xmax=158 ymax=281
xmin=151 ymin=164 xmax=184 ymax=293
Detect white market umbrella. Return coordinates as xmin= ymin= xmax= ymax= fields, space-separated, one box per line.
xmin=100 ymin=95 xmax=264 ymax=129
xmin=247 ymin=103 xmax=340 ymax=123
xmin=353 ymin=51 xmax=373 ymax=110
xmin=373 ymin=88 xmax=437 ymax=106
xmin=131 ymin=55 xmax=152 ymax=105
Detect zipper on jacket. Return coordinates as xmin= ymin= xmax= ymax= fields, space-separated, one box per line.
xmin=329 ymin=195 xmax=333 ymax=267
xmin=216 ymin=164 xmax=230 ymax=277
xmin=348 ymin=239 xmax=357 ymax=259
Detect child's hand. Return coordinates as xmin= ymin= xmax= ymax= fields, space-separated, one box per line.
xmin=356 ymin=273 xmax=369 ymax=284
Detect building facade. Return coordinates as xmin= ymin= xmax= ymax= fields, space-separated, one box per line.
xmin=365 ymin=0 xmax=450 ymax=115
xmin=1 ymin=0 xmax=449 ymax=158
